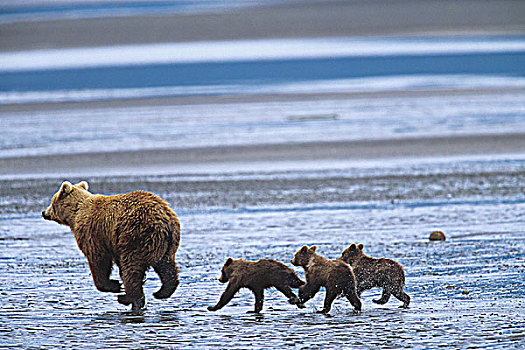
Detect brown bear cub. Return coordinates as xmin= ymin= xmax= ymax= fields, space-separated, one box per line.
xmin=42 ymin=181 xmax=181 ymax=311
xmin=339 ymin=243 xmax=410 ymax=308
xmin=291 ymin=245 xmax=361 ymax=314
xmin=208 ymin=258 xmax=305 ymax=313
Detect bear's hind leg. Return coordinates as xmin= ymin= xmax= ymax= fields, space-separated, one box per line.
xmin=373 ymin=288 xmax=391 ymax=305
xmin=153 ymin=254 xmax=180 ymax=299
xmin=118 ymin=263 xmax=147 ymax=308
xmin=247 ymin=288 xmax=264 ymax=314
xmin=275 ymin=285 xmax=304 ymax=308
xmin=393 ymin=288 xmax=410 ymax=308
xmin=318 ymin=288 xmax=338 ymax=314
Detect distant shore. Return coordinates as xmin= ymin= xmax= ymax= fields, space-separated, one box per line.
xmin=1 ymin=0 xmax=524 ymax=51
xmin=2 ymin=0 xmax=524 ymax=179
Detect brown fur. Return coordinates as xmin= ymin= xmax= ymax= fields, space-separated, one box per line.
xmin=291 ymin=245 xmax=361 ymax=313
xmin=43 ymin=181 xmax=181 ymax=310
xmin=339 ymin=243 xmax=410 ymax=308
xmin=208 ymin=258 xmax=305 ymax=313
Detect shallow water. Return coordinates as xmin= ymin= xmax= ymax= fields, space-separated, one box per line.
xmin=2 ymin=91 xmax=525 ymax=158
xmin=1 ymin=158 xmax=524 ymax=349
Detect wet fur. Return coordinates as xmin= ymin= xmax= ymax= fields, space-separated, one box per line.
xmin=339 ymin=243 xmax=410 ymax=308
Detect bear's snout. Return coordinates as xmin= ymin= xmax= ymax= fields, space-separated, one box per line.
xmin=42 ymin=210 xmax=50 ymax=220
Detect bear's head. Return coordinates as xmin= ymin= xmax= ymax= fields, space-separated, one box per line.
xmin=42 ymin=181 xmax=90 ymax=226
xmin=291 ymin=245 xmax=317 ymax=267
xmin=339 ymin=243 xmax=364 ymax=265
xmin=218 ymin=257 xmax=240 ymax=283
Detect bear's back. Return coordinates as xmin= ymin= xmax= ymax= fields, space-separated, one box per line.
xmin=234 ymin=259 xmax=299 ymax=289
xmin=354 ymin=256 xmax=404 ymax=287
xmin=97 ymin=191 xmax=178 ymax=225
xmin=308 ymin=256 xmax=353 ymax=285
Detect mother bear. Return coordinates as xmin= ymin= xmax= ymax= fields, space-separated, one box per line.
xmin=42 ymin=181 xmax=180 ymax=310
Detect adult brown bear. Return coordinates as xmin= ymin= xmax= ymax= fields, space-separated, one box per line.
xmin=42 ymin=181 xmax=180 ymax=310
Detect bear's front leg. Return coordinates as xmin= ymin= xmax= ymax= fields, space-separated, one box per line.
xmin=372 ymin=288 xmax=392 ymax=305
xmin=87 ymin=251 xmax=121 ymax=293
xmin=208 ymin=282 xmax=239 ymax=311
xmin=131 ymin=296 xmax=146 ymax=311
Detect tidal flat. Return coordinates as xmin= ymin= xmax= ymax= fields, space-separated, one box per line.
xmin=1 ymin=157 xmax=524 ymax=349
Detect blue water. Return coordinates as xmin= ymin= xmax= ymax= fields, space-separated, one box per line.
xmin=2 ymin=51 xmax=524 ymax=92
xmin=1 ymin=35 xmax=525 ymax=104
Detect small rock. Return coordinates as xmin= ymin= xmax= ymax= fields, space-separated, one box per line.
xmin=429 ymin=231 xmax=446 ymax=241
xmin=462 ymin=290 xmax=469 ymax=295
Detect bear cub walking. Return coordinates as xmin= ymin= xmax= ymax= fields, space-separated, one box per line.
xmin=339 ymin=243 xmax=410 ymax=308
xmin=291 ymin=245 xmax=361 ymax=314
xmin=42 ymin=181 xmax=181 ymax=311
xmin=208 ymin=258 xmax=305 ymax=313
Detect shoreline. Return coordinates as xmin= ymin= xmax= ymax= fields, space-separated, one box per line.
xmin=2 ymin=133 xmax=524 ymax=178
xmin=2 ymin=87 xmax=525 ymax=112
xmin=2 ymin=0 xmax=524 ymax=51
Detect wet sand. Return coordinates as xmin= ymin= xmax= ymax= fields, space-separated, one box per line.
xmin=2 ymin=132 xmax=524 ymax=178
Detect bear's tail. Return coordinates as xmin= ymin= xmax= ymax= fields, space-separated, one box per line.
xmin=166 ymin=216 xmax=181 ymax=257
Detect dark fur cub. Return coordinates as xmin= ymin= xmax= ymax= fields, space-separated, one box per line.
xmin=208 ymin=258 xmax=305 ymax=313
xmin=339 ymin=243 xmax=410 ymax=308
xmin=291 ymin=245 xmax=361 ymax=314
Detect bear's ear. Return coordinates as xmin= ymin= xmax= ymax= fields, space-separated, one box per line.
xmin=310 ymin=245 xmax=317 ymax=252
xmin=76 ymin=181 xmax=89 ymax=191
xmin=225 ymin=257 xmax=233 ymax=266
xmin=59 ymin=181 xmax=73 ymax=196
xmin=357 ymin=243 xmax=364 ymax=250
xmin=349 ymin=243 xmax=357 ymax=251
